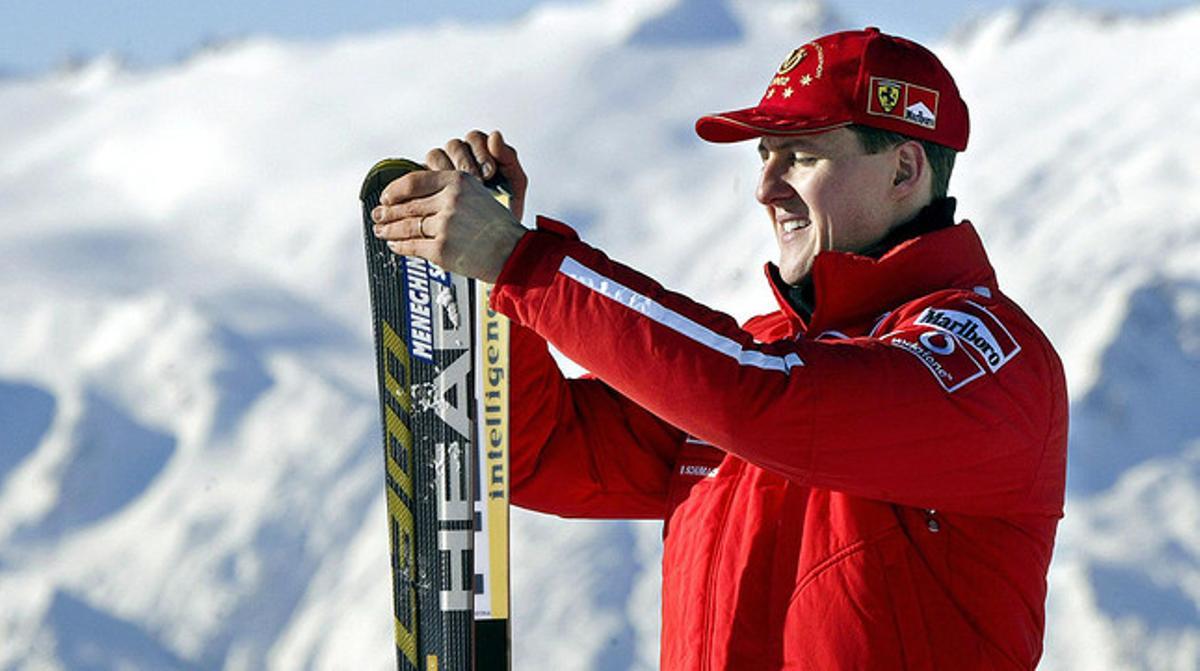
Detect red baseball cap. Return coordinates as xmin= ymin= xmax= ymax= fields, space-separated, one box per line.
xmin=695 ymin=28 xmax=969 ymax=151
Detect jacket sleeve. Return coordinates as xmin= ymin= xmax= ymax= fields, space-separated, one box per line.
xmin=491 ymin=218 xmax=1067 ymax=517
xmin=506 ymin=316 xmax=687 ymax=519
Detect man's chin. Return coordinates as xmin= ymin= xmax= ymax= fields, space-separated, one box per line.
xmin=778 ymin=238 xmax=818 ymax=286
xmin=778 ymin=264 xmax=812 ymax=287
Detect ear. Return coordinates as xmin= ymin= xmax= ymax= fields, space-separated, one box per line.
xmin=890 ymin=141 xmax=928 ymax=200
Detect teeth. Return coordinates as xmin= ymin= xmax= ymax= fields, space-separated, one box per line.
xmin=782 ymin=220 xmax=806 ymax=233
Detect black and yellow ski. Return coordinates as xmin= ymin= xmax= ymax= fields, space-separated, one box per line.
xmin=360 ymin=159 xmax=511 ymax=671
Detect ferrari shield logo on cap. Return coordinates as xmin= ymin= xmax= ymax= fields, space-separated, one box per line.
xmin=867 ymin=76 xmax=941 ymax=130
xmin=876 ymin=80 xmax=901 ymax=113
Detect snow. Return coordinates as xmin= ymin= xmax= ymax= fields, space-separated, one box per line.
xmin=1 ymin=0 xmax=1198 ymax=669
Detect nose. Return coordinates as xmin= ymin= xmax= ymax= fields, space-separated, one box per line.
xmin=756 ymin=156 xmax=793 ymax=207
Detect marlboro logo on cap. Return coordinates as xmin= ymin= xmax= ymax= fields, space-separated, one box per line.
xmin=695 ymin=27 xmax=969 ymax=151
xmin=867 ymin=77 xmax=940 ymax=130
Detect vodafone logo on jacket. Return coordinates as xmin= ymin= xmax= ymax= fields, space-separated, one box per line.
xmin=916 ymin=303 xmax=1020 ymax=371
xmin=884 ymin=300 xmax=1020 ymax=392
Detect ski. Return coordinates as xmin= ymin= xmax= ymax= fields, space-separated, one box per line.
xmin=360 ymin=159 xmax=511 ymax=671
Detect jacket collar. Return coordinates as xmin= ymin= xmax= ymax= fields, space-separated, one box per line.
xmin=765 ymin=221 xmax=999 ymax=336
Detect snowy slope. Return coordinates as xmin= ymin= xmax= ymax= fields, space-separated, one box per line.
xmin=0 ymin=0 xmax=1198 ymax=669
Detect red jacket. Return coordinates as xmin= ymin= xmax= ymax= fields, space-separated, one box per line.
xmin=491 ymin=216 xmax=1068 ymax=670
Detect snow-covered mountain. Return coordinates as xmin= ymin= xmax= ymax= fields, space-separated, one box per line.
xmin=1 ymin=0 xmax=1198 ymax=668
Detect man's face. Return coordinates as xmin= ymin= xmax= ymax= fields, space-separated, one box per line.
xmin=756 ymin=128 xmax=900 ymax=285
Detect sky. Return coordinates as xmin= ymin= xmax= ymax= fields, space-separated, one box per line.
xmin=1 ymin=0 xmax=1194 ymax=76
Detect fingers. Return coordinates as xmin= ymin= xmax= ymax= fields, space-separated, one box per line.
xmin=371 ymin=195 xmax=430 ymax=225
xmin=413 ymin=129 xmax=527 ymax=219
xmin=382 ymin=237 xmax=440 ymax=260
xmin=426 ymin=130 xmax=511 ymax=182
xmin=380 ymin=169 xmax=457 ymax=207
xmin=425 ymin=147 xmax=455 ymax=171
xmin=465 ymin=130 xmax=495 ymax=179
xmin=372 ymin=211 xmax=441 ymax=242
xmin=448 ymin=139 xmax=478 ymax=176
xmin=427 ymin=131 xmax=493 ymax=181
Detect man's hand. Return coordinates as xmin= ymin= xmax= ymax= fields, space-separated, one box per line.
xmin=425 ymin=129 xmax=528 ymax=220
xmin=371 ymin=160 xmax=527 ymax=284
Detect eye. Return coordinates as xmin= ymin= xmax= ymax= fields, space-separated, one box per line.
xmin=790 ymin=153 xmax=818 ymax=166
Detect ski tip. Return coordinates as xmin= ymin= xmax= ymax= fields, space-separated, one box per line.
xmin=359 ymin=157 xmax=513 ymax=208
xmin=359 ymin=158 xmax=427 ymax=205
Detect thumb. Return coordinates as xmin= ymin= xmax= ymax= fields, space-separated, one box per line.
xmin=488 ymin=130 xmax=518 ymax=167
xmin=488 ymin=131 xmax=526 ymax=188
xmin=487 ymin=130 xmax=528 ymax=219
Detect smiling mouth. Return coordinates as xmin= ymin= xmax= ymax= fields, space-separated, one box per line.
xmin=780 ymin=218 xmax=810 ymax=233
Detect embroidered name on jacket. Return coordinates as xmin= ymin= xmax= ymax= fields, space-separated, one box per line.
xmin=884 ymin=300 xmax=1020 ymax=392
xmin=679 ymin=464 xmax=719 ymax=478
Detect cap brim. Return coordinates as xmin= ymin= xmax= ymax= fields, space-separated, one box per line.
xmin=695 ymin=106 xmax=850 ymax=143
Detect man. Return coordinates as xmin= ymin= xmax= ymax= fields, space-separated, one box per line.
xmin=372 ymin=27 xmax=1067 ymax=670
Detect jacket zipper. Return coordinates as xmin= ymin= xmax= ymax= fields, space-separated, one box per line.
xmin=700 ymin=461 xmax=743 ymax=670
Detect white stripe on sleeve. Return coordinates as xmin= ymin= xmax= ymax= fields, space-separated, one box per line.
xmin=557 ymin=257 xmax=804 ymax=373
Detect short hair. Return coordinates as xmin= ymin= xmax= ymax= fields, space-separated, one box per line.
xmin=847 ymin=124 xmax=957 ymax=200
